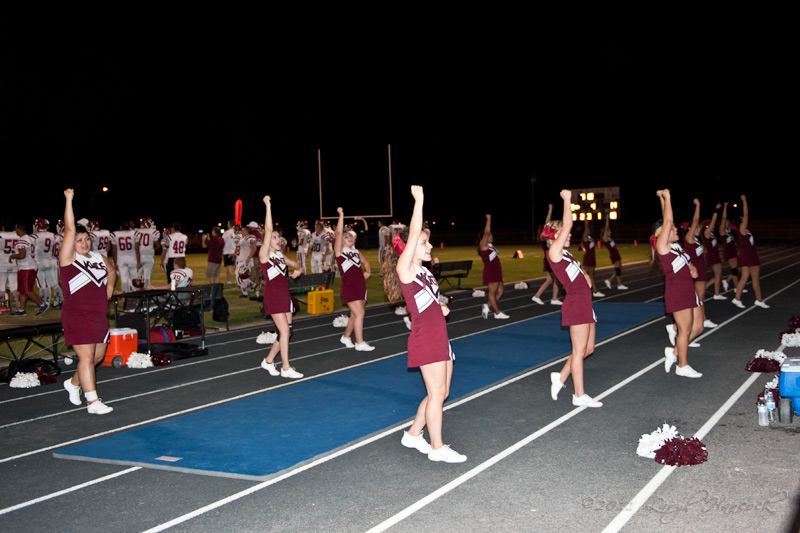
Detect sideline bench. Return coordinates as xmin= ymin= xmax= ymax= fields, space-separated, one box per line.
xmin=0 ymin=319 xmax=67 ymax=369
xmin=432 ymin=260 xmax=473 ymax=289
xmin=288 ymin=272 xmax=335 ymax=309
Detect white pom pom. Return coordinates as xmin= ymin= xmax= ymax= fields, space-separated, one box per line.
xmin=514 ymin=282 xmax=529 ymax=290
xmin=9 ymin=372 xmax=41 ymax=388
xmin=637 ymin=423 xmax=680 ymax=459
xmin=755 ymin=349 xmax=786 ymax=364
xmin=781 ymin=332 xmax=800 ymax=347
xmin=472 ymin=290 xmax=485 ymax=298
xmin=765 ymin=375 xmax=779 ymax=389
xmin=256 ymin=331 xmax=277 ymax=344
xmin=332 ymin=315 xmax=349 ymax=328
xmin=125 ymin=352 xmax=154 ymax=368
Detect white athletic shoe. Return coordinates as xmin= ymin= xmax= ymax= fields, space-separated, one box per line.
xmin=721 ymin=280 xmax=729 ymax=291
xmin=675 ymin=364 xmax=702 ymax=378
xmin=550 ymin=372 xmax=565 ymax=401
xmin=754 ymin=300 xmax=770 ymax=309
xmin=403 ymin=316 xmax=412 ymax=330
xmin=617 ymin=285 xmax=629 ymax=290
xmin=260 ymin=359 xmax=280 ymax=376
xmin=428 ymin=445 xmax=467 ymax=463
xmin=664 ymin=347 xmax=677 ymax=373
xmin=280 ymin=366 xmax=304 ymax=379
xmin=531 ymin=296 xmax=544 ymax=305
xmin=666 ymin=324 xmax=677 ymax=346
xmin=401 ymin=431 xmax=431 ymax=454
xmin=732 ymin=299 xmax=745 ymax=309
xmin=703 ymin=319 xmax=718 ymax=328
xmin=340 ymin=336 xmax=355 ymax=348
xmin=572 ymin=394 xmax=603 ymax=408
xmin=395 ymin=306 xmax=408 ymax=316
xmin=605 ymin=279 xmax=612 ymax=290
xmin=355 ymin=341 xmax=375 ymax=351
xmin=712 ymin=294 xmax=727 ymax=300
xmin=481 ymin=304 xmax=489 ymax=319
xmin=494 ymin=312 xmax=509 ymax=319
xmin=550 ymin=299 xmax=563 ymax=306
xmin=87 ymin=399 xmax=113 ymax=415
xmin=63 ymin=378 xmax=82 ymax=406
xmin=689 ymin=342 xmax=701 ymax=348
xmin=593 ymin=291 xmax=606 ymax=297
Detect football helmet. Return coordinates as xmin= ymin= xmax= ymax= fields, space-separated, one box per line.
xmin=34 ymin=218 xmax=50 ymax=232
xmin=140 ymin=217 xmax=154 ymax=229
xmin=237 ymin=264 xmax=250 ymax=280
xmin=296 ymin=219 xmax=308 ymax=230
xmin=162 ymin=227 xmax=173 ymax=237
xmin=56 ymin=220 xmax=65 ymax=233
xmin=87 ymin=219 xmax=100 ymax=231
xmin=131 ymin=275 xmax=145 ymax=289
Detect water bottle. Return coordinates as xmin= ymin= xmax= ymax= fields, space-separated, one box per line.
xmin=170 ymin=278 xmax=177 ymax=291
xmin=757 ymin=397 xmax=769 ymax=426
xmin=765 ymin=390 xmax=776 ymax=422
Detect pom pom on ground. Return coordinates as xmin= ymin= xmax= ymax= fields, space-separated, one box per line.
xmin=636 ymin=423 xmax=679 ymax=459
xmin=788 ymin=316 xmax=800 ymax=329
xmin=126 ymin=352 xmax=154 ymax=369
xmin=654 ymin=436 xmax=708 ymax=466
xmin=150 ymin=352 xmax=171 ymax=366
xmin=471 ymin=290 xmax=485 ymax=298
xmin=514 ymin=282 xmax=529 ymax=290
xmin=332 ymin=315 xmax=349 ymax=328
xmin=256 ymin=331 xmax=277 ymax=344
xmin=745 ymin=356 xmax=781 ymax=373
xmin=9 ymin=372 xmax=41 ymax=388
xmin=781 ymin=332 xmax=800 ymax=348
xmin=754 ymin=349 xmax=786 ymax=365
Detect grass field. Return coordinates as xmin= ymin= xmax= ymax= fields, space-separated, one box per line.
xmin=0 ymin=244 xmax=651 ymax=361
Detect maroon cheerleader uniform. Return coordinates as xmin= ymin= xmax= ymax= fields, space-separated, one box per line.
xmin=657 ymin=243 xmax=699 ymax=314
xmin=546 ymin=250 xmax=596 ymax=326
xmin=605 ymin=238 xmax=621 ymax=263
xmin=737 ymin=230 xmax=760 ymax=267
xmin=399 ymin=264 xmax=454 ymax=368
xmin=60 ymin=251 xmax=110 ymax=346
xmin=261 ymin=250 xmax=291 ymax=315
xmin=684 ymin=238 xmax=707 ymax=282
xmin=722 ymin=229 xmax=738 ymax=262
xmin=479 ymin=243 xmax=503 ymax=284
xmin=581 ymin=235 xmax=596 ymax=268
xmin=704 ymin=231 xmax=721 ymax=266
xmin=336 ymin=247 xmax=367 ymax=303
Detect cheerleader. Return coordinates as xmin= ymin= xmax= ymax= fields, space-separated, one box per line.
xmin=546 ymin=190 xmax=603 ymax=408
xmin=703 ymin=204 xmax=726 ymax=300
xmin=731 ymin=195 xmax=769 ymax=309
xmin=478 ymin=214 xmax=509 ymax=319
xmin=682 ymin=199 xmax=717 ymax=328
xmin=652 ymin=190 xmax=703 ymax=378
xmin=388 ymin=185 xmax=465 ymax=463
xmin=581 ymin=220 xmax=604 ymax=297
xmin=531 ymin=204 xmax=562 ymax=305
xmin=258 ymin=196 xmax=304 ymax=379
xmin=602 ymin=214 xmax=628 ymax=290
xmin=719 ymin=202 xmax=740 ymax=292
xmin=334 ymin=207 xmax=375 ymax=351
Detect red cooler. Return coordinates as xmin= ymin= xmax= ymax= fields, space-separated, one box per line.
xmin=103 ymin=328 xmax=139 ymax=368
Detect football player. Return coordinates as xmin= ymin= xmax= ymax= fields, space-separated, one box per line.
xmin=110 ymin=220 xmax=142 ymax=293
xmin=137 ymin=217 xmax=160 ymax=289
xmin=295 ymin=219 xmax=311 ymax=275
xmin=32 ymin=218 xmax=63 ymax=308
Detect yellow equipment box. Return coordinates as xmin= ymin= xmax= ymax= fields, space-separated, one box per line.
xmin=307 ymin=287 xmax=334 ymax=315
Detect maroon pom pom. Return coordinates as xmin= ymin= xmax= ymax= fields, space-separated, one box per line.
xmin=151 ymin=352 xmax=172 ymax=366
xmin=34 ymin=367 xmax=58 ymax=385
xmin=654 ymin=436 xmax=708 ymax=466
xmin=788 ymin=316 xmax=800 ymax=329
xmin=745 ymin=358 xmax=781 ymax=372
xmin=756 ymin=388 xmax=781 ymax=405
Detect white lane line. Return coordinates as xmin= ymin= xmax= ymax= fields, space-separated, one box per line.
xmin=600 ymin=371 xmax=762 ymax=533
xmin=0 ymin=467 xmax=142 ymax=516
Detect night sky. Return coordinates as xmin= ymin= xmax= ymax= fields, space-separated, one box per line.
xmin=2 ymin=23 xmax=792 ymax=236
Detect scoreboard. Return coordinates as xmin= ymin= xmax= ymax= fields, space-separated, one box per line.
xmin=570 ymin=186 xmax=620 ymax=222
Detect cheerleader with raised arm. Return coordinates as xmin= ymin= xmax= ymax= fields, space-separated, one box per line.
xmin=388 ymin=186 xmax=465 ymax=463
xmin=731 ymin=194 xmax=769 ymax=309
xmin=719 ymin=202 xmax=740 ymax=293
xmin=546 ymin=190 xmax=602 ymax=408
xmin=478 ymin=214 xmax=509 ymax=319
xmin=652 ymin=190 xmax=703 ymax=378
xmin=531 ymin=203 xmax=562 ymax=305
xmin=258 ymin=196 xmax=304 ymax=379
xmin=683 ymin=199 xmax=717 ymax=329
xmin=602 ymin=214 xmax=628 ymax=291
xmin=703 ymin=204 xmax=726 ymax=300
xmin=581 ymin=220 xmax=604 ymax=297
xmin=334 ymin=207 xmax=375 ymax=351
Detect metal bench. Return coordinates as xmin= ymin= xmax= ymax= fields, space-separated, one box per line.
xmin=431 ymin=260 xmax=473 ymax=289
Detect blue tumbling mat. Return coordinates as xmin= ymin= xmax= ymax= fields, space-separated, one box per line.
xmin=54 ymin=302 xmax=664 ymax=479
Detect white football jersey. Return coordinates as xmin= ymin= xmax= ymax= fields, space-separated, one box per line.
xmin=0 ymin=231 xmax=20 ymax=271
xmin=164 ymin=231 xmax=188 ymax=259
xmin=137 ymin=228 xmax=161 ymax=257
xmin=32 ymin=231 xmax=58 ymax=264
xmin=90 ymin=229 xmax=112 ymax=257
xmin=111 ymin=229 xmax=140 ymax=263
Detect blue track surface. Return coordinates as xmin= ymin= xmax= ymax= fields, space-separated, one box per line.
xmin=54 ymin=302 xmax=664 ymax=479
